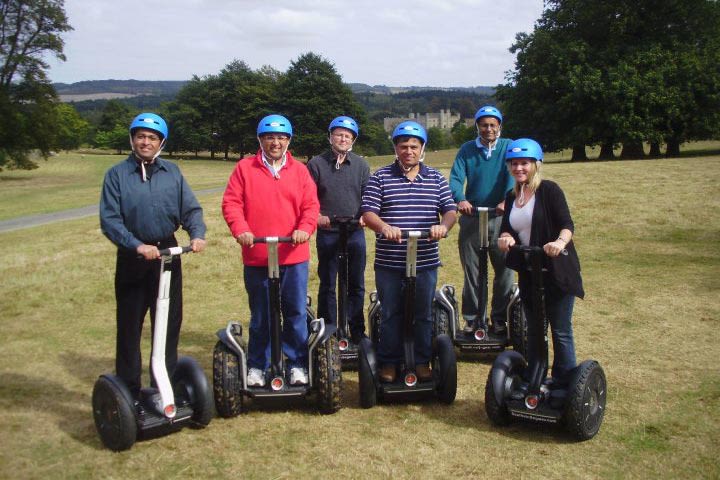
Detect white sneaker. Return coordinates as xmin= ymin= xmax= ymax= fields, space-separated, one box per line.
xmin=247 ymin=368 xmax=265 ymax=387
xmin=289 ymin=367 xmax=308 ymax=386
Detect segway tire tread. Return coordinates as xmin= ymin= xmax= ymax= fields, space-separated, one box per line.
xmin=92 ymin=377 xmax=137 ymax=451
xmin=565 ymin=360 xmax=607 ymax=441
xmin=509 ymin=300 xmax=528 ymax=357
xmin=316 ymin=335 xmax=343 ymax=414
xmin=435 ymin=334 xmax=457 ymax=404
xmin=212 ymin=341 xmax=243 ymax=418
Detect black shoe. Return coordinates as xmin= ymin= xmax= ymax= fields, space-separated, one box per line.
xmin=462 ymin=321 xmax=475 ymax=334
xmin=543 ymin=377 xmax=568 ymax=389
xmin=510 ymin=381 xmax=529 ymax=400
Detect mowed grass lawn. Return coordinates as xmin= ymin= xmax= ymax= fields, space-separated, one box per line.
xmin=0 ymin=148 xmax=718 ymax=479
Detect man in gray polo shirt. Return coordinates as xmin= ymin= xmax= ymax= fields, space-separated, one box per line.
xmin=307 ymin=116 xmax=370 ymax=342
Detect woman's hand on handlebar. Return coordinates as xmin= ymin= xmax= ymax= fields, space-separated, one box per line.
xmin=498 ymin=235 xmax=515 ymax=252
xmin=543 ymin=240 xmax=566 ymax=258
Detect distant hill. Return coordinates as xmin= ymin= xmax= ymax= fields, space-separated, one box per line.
xmin=54 ymin=79 xmax=495 ymax=102
xmin=347 ymin=83 xmax=496 ymax=96
xmin=54 ymin=80 xmax=187 ymax=102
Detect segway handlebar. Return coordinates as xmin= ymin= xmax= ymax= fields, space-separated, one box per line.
xmin=329 ymin=216 xmax=361 ymax=228
xmin=510 ymin=244 xmax=568 ymax=256
xmin=253 ymin=236 xmax=293 ymax=243
xmin=158 ymin=245 xmax=193 ymax=256
xmin=396 ymin=230 xmax=449 ymax=239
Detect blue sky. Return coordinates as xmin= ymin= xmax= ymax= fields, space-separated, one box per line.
xmin=47 ymin=0 xmax=544 ymax=87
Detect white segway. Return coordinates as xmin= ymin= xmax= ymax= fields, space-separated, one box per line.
xmin=92 ymin=246 xmax=213 ymax=451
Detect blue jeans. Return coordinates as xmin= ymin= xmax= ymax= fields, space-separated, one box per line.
xmin=316 ymin=228 xmax=366 ymax=337
xmin=521 ymin=278 xmax=577 ymax=382
xmin=244 ymin=262 xmax=309 ymax=371
xmin=375 ymin=267 xmax=437 ymax=365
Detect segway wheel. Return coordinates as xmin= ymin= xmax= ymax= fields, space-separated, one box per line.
xmin=432 ymin=300 xmax=450 ymax=337
xmin=174 ymin=356 xmax=213 ymax=427
xmin=565 ymin=360 xmax=607 ymax=441
xmin=434 ymin=334 xmax=457 ymax=404
xmin=358 ymin=344 xmax=377 ymax=409
xmin=212 ymin=341 xmax=243 ymax=418
xmin=484 ymin=351 xmax=525 ymax=426
xmin=509 ymin=299 xmax=528 ymax=357
xmin=484 ymin=369 xmax=511 ymax=426
xmin=315 ymin=335 xmax=343 ymax=414
xmin=92 ymin=377 xmax=137 ymax=451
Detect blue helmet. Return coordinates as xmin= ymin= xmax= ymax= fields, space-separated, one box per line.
xmin=329 ymin=116 xmax=359 ymax=137
xmin=130 ymin=113 xmax=168 ymax=140
xmin=257 ymin=114 xmax=293 ymax=137
xmin=506 ymin=138 xmax=543 ymax=163
xmin=392 ymin=121 xmax=427 ymax=145
xmin=474 ymin=105 xmax=503 ymax=124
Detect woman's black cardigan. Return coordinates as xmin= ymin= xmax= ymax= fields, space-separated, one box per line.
xmin=501 ymin=180 xmax=584 ymax=299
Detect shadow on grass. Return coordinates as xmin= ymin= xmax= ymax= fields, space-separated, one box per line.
xmin=0 ymin=371 xmax=103 ymax=450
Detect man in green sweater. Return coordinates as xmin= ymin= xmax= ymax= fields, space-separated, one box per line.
xmin=449 ymin=105 xmax=514 ymax=335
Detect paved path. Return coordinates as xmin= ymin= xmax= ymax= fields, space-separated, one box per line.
xmin=0 ymin=186 xmax=224 ymax=233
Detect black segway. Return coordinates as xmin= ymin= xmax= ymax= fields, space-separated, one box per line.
xmin=434 ymin=207 xmax=527 ymax=355
xmin=359 ymin=230 xmax=457 ymax=408
xmin=92 ymin=246 xmax=213 ymax=452
xmin=213 ymin=236 xmax=342 ymax=416
xmin=484 ymin=245 xmax=606 ymax=440
xmin=327 ymin=216 xmax=363 ymax=369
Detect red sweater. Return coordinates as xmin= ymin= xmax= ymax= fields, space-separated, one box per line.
xmin=222 ymin=150 xmax=319 ymax=266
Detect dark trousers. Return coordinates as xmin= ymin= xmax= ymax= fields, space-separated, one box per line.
xmin=316 ymin=228 xmax=367 ymax=337
xmin=115 ymin=240 xmax=182 ymax=397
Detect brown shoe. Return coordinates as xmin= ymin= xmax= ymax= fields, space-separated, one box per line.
xmin=379 ymin=364 xmax=397 ymax=383
xmin=416 ymin=364 xmax=432 ymax=382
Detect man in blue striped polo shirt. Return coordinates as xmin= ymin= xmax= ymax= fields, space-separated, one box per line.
xmin=361 ymin=121 xmax=457 ymax=383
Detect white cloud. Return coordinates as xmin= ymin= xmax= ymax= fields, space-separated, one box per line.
xmin=46 ymin=0 xmax=544 ymax=86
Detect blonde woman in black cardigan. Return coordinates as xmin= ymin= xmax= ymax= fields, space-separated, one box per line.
xmin=497 ymin=138 xmax=584 ymax=392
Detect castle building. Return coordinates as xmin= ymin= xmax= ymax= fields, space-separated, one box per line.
xmin=383 ymin=109 xmax=465 ymax=132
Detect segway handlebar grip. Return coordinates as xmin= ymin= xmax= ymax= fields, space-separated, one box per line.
xmin=254 ymin=236 xmax=293 ymax=244
xmin=397 ymin=230 xmax=448 ymax=239
xmin=158 ymin=245 xmax=193 ymax=256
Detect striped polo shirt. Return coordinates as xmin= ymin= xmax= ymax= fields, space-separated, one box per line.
xmin=361 ymin=161 xmax=457 ymax=271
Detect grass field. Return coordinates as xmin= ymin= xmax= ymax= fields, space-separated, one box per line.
xmin=0 ymin=148 xmax=718 ymax=479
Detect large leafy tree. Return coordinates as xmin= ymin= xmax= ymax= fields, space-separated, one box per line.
xmin=0 ymin=0 xmax=72 ymax=169
xmin=498 ymin=0 xmax=720 ymax=160
xmin=278 ymin=53 xmax=366 ymax=159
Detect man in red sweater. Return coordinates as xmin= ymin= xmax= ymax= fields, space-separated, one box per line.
xmin=222 ymin=114 xmax=319 ymax=387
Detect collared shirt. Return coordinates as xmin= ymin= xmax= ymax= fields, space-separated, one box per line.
xmin=307 ymin=150 xmax=370 ymax=219
xmin=450 ymin=137 xmax=514 ymax=207
xmin=361 ymin=161 xmax=457 ymax=270
xmin=100 ymin=155 xmax=206 ymax=251
xmin=261 ymin=152 xmax=287 ymax=179
xmin=475 ymin=137 xmax=498 ymax=158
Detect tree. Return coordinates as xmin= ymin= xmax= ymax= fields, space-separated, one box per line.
xmin=278 ymin=52 xmax=366 ymax=159
xmin=0 ymin=0 xmax=73 ymax=169
xmin=498 ymin=0 xmax=720 ymax=160
xmin=97 ymin=99 xmax=132 ymax=133
xmin=94 ymin=123 xmax=127 ymax=154
xmin=54 ymin=102 xmax=89 ymax=150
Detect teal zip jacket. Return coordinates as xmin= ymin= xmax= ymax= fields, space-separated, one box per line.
xmin=449 ymin=137 xmax=514 ymax=207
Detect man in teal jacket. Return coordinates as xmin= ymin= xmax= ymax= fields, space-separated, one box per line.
xmin=449 ymin=105 xmax=514 ymax=335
